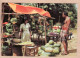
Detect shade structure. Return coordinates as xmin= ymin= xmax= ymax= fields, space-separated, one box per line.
xmin=8 ymin=3 xmax=51 ymax=17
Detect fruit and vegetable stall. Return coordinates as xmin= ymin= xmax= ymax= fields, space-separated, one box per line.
xmin=1 ymin=3 xmax=62 ymax=56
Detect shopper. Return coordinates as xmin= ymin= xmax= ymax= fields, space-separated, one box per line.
xmin=60 ymin=11 xmax=71 ymax=55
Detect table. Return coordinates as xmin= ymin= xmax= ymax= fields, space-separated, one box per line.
xmin=11 ymin=43 xmax=38 ymax=56
xmin=25 ymin=46 xmax=38 ymax=56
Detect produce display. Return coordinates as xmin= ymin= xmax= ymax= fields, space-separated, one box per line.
xmin=38 ymin=40 xmax=61 ymax=56
xmin=10 ymin=18 xmax=17 ymax=24
xmin=6 ymin=23 xmax=13 ymax=33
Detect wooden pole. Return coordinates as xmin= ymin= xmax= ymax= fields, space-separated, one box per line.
xmin=44 ymin=18 xmax=47 ymax=44
xmin=1 ymin=3 xmax=4 ymax=38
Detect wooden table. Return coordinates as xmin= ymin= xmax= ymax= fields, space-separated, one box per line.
xmin=11 ymin=43 xmax=38 ymax=56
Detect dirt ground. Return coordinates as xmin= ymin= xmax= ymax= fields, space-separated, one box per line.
xmin=56 ymin=29 xmax=77 ymax=57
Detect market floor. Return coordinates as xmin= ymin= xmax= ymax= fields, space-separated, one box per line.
xmin=56 ymin=29 xmax=77 ymax=57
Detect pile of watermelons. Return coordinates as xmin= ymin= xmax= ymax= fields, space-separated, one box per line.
xmin=38 ymin=40 xmax=61 ymax=56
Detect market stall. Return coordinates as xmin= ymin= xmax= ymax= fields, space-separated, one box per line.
xmin=1 ymin=3 xmax=62 ymax=56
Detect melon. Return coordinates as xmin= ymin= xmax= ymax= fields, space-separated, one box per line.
xmin=38 ymin=49 xmax=44 ymax=55
xmin=53 ymin=43 xmax=61 ymax=47
xmin=45 ymin=43 xmax=50 ymax=47
xmin=49 ymin=40 xmax=54 ymax=45
xmin=53 ymin=47 xmax=60 ymax=54
xmin=41 ymin=46 xmax=46 ymax=50
xmin=40 ymin=52 xmax=51 ymax=56
xmin=50 ymin=52 xmax=55 ymax=56
xmin=45 ymin=44 xmax=53 ymax=48
xmin=45 ymin=47 xmax=53 ymax=52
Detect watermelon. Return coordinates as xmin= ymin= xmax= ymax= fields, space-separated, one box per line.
xmin=48 ymin=40 xmax=54 ymax=45
xmin=41 ymin=46 xmax=46 ymax=50
xmin=40 ymin=52 xmax=51 ymax=56
xmin=38 ymin=49 xmax=44 ymax=55
xmin=53 ymin=47 xmax=60 ymax=54
xmin=45 ymin=44 xmax=53 ymax=48
xmin=50 ymin=52 xmax=55 ymax=56
xmin=45 ymin=43 xmax=50 ymax=47
xmin=45 ymin=47 xmax=53 ymax=52
xmin=53 ymin=43 xmax=61 ymax=47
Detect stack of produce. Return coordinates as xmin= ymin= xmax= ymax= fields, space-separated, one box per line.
xmin=6 ymin=23 xmax=13 ymax=33
xmin=38 ymin=40 xmax=61 ymax=56
xmin=3 ymin=23 xmax=13 ymax=37
xmin=10 ymin=18 xmax=17 ymax=24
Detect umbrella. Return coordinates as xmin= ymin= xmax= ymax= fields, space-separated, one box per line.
xmin=3 ymin=22 xmax=8 ymax=24
xmin=8 ymin=3 xmax=51 ymax=17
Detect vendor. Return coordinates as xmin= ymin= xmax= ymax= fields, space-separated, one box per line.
xmin=19 ymin=16 xmax=31 ymax=42
xmin=60 ymin=11 xmax=71 ymax=55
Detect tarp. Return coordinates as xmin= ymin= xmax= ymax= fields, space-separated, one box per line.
xmin=8 ymin=3 xmax=51 ymax=17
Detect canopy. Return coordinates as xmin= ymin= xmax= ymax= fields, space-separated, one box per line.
xmin=8 ymin=3 xmax=51 ymax=17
